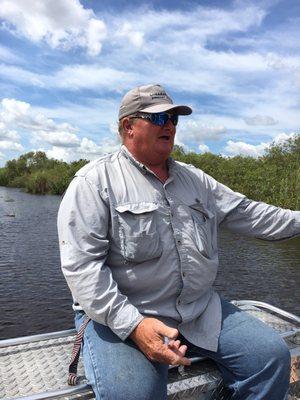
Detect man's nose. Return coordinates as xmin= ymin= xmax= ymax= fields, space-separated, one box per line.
xmin=164 ymin=119 xmax=176 ymax=131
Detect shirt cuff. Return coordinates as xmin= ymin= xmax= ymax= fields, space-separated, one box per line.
xmin=108 ymin=303 xmax=145 ymax=341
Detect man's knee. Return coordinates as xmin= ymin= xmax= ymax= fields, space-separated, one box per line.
xmin=246 ymin=332 xmax=290 ymax=378
xmin=267 ymin=337 xmax=290 ymax=375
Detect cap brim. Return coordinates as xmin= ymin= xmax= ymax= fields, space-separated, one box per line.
xmin=140 ymin=104 xmax=192 ymax=115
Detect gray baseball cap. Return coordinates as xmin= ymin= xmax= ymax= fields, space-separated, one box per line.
xmin=118 ymin=84 xmax=192 ymax=120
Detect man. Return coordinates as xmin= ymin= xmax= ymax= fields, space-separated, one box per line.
xmin=58 ymin=84 xmax=299 ymax=400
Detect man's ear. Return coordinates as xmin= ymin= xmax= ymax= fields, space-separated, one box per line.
xmin=122 ymin=117 xmax=134 ymax=138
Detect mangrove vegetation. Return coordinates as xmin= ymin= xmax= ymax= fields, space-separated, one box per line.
xmin=0 ymin=135 xmax=299 ymax=210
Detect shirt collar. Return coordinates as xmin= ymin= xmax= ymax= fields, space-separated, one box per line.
xmin=121 ymin=145 xmax=148 ymax=174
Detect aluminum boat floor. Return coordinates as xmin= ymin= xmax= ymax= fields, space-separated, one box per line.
xmin=1 ymin=301 xmax=299 ymax=400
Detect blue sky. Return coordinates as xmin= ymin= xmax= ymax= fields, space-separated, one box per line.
xmin=0 ymin=0 xmax=299 ymax=165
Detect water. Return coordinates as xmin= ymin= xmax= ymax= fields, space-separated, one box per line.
xmin=1 ymin=186 xmax=299 ymax=340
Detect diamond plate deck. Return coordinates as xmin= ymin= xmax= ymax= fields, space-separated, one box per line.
xmin=1 ymin=302 xmax=299 ymax=400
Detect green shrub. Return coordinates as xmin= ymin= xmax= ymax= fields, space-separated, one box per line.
xmin=25 ymin=171 xmax=50 ymax=194
xmin=1 ymin=136 xmax=299 ymax=208
xmin=8 ymin=175 xmax=27 ymax=188
xmin=0 ymin=168 xmax=9 ymax=186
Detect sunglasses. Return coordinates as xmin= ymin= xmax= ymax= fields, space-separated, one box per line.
xmin=131 ymin=112 xmax=179 ymax=127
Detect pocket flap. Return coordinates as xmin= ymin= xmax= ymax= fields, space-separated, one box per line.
xmin=189 ymin=203 xmax=214 ymax=219
xmin=115 ymin=202 xmax=158 ymax=214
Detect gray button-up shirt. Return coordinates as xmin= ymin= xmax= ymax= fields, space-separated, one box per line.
xmin=57 ymin=146 xmax=300 ymax=351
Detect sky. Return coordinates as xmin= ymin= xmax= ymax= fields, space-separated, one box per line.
xmin=0 ymin=0 xmax=299 ymax=165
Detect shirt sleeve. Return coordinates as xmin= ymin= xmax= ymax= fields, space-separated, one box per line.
xmin=204 ymin=172 xmax=300 ymax=240
xmin=220 ymin=198 xmax=300 ymax=241
xmin=57 ymin=176 xmax=144 ymax=340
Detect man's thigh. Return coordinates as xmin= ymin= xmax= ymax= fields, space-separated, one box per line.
xmin=184 ymin=298 xmax=290 ymax=394
xmin=75 ymin=312 xmax=168 ymax=400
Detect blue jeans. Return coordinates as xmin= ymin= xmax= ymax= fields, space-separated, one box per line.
xmin=75 ymin=299 xmax=290 ymax=400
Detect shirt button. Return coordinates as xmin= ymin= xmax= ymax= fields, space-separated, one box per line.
xmin=182 ymin=272 xmax=186 ymax=277
xmin=177 ymin=240 xmax=181 ymax=245
xmin=177 ymin=299 xmax=181 ymax=305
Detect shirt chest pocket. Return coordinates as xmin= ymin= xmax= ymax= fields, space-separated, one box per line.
xmin=115 ymin=203 xmax=162 ymax=263
xmin=189 ymin=203 xmax=214 ymax=259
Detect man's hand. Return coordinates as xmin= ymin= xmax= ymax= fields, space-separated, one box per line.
xmin=129 ymin=318 xmax=191 ymax=366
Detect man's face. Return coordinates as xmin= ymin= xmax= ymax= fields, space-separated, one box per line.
xmin=124 ymin=113 xmax=177 ymax=166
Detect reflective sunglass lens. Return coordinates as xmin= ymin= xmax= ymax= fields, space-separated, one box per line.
xmin=151 ymin=113 xmax=178 ymax=126
xmin=171 ymin=115 xmax=178 ymax=126
xmin=149 ymin=114 xmax=161 ymax=125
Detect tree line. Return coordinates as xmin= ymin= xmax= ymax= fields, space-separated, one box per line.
xmin=0 ymin=135 xmax=299 ymax=210
xmin=0 ymin=151 xmax=87 ymax=196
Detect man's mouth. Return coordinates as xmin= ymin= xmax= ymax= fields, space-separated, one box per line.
xmin=158 ymin=135 xmax=171 ymax=141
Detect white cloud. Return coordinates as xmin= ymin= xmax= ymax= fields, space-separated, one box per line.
xmin=79 ymin=137 xmax=103 ymax=154
xmin=32 ymin=99 xmax=118 ymax=136
xmin=0 ymin=97 xmax=121 ymax=163
xmin=117 ymin=5 xmax=266 ymax=43
xmin=46 ymin=147 xmax=74 ymax=162
xmin=85 ymin=18 xmax=107 ymax=56
xmin=0 ymin=97 xmax=83 ymax=153
xmin=1 ymin=98 xmax=78 ymax=135
xmin=109 ymin=122 xmax=119 ymax=136
xmin=0 ymin=45 xmax=22 ymax=63
xmin=0 ymin=0 xmax=107 ymax=56
xmin=225 ymin=140 xmax=268 ymax=157
xmin=79 ymin=137 xmax=119 ymax=155
xmin=244 ymin=115 xmax=278 ymax=126
xmin=174 ymin=137 xmax=190 ymax=152
xmin=0 ymin=64 xmax=141 ymax=92
xmin=1 ymin=98 xmax=30 ymax=122
xmin=179 ymin=120 xmax=227 ymax=142
xmin=198 ymin=144 xmax=210 ymax=153
xmin=50 ymin=64 xmax=140 ymax=91
xmin=46 ymin=136 xmax=120 ymax=162
xmin=272 ymin=132 xmax=297 ymax=145
xmin=224 ymin=132 xmax=298 ymax=158
xmin=0 ymin=64 xmax=46 ymax=87
xmin=34 ymin=130 xmax=80 ymax=147
xmin=0 ymin=122 xmax=19 ymax=141
xmin=0 ymin=140 xmax=23 ymax=151
xmin=295 ymin=70 xmax=300 ymax=87
xmin=115 ymin=23 xmax=144 ymax=47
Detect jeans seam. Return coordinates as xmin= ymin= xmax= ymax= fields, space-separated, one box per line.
xmin=85 ymin=326 xmax=107 ymax=400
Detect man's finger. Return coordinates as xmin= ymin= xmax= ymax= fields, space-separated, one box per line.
xmin=170 ymin=344 xmax=188 ymax=359
xmin=168 ymin=339 xmax=181 ymax=350
xmin=155 ymin=344 xmax=191 ymax=366
xmin=175 ymin=344 xmax=188 ymax=357
xmin=167 ymin=347 xmax=191 ymax=366
xmin=178 ymin=344 xmax=188 ymax=354
xmin=156 ymin=323 xmax=178 ymax=340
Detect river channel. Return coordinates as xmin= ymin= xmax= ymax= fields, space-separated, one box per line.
xmin=0 ymin=186 xmax=299 ymax=340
